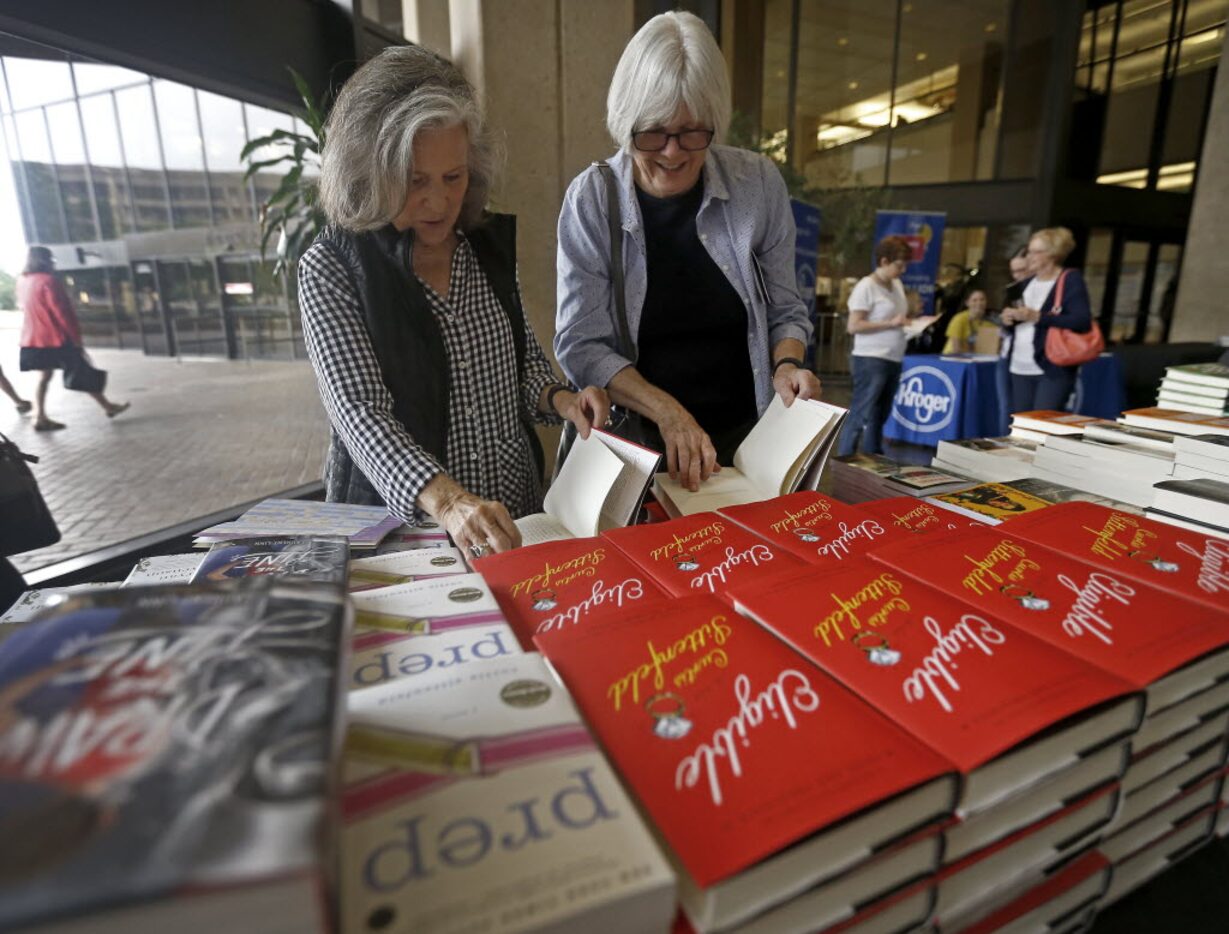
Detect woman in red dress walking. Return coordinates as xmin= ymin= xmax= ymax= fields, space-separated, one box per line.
xmin=18 ymin=246 xmax=128 ymax=431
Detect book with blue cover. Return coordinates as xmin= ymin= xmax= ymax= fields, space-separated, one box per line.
xmin=191 ymin=535 xmax=349 ymax=585
xmin=0 ymin=580 xmax=348 ymax=931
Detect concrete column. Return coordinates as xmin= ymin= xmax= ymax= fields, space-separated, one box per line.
xmin=1170 ymin=37 xmax=1229 ymax=343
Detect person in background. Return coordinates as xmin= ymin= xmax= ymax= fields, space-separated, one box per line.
xmin=1000 ymin=227 xmax=1092 ymax=413
xmin=943 ymin=289 xmax=998 ymax=354
xmin=837 ymin=235 xmax=913 ymax=456
xmin=1008 ymin=249 xmax=1030 ymax=284
xmin=555 ymin=11 xmax=819 ymax=493
xmin=0 ymin=365 xmax=30 ymax=415
xmin=18 ymin=246 xmax=128 ymax=431
xmin=300 ymin=46 xmax=607 ymax=558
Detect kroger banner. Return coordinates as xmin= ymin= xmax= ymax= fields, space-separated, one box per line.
xmin=872 ymin=210 xmax=946 ymax=315
xmin=791 ymin=199 xmax=821 ymax=365
xmin=891 ymin=363 xmax=957 ymax=435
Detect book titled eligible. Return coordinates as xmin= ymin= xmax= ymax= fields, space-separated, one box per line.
xmin=535 ymin=594 xmax=958 ymax=933
xmin=869 ymin=526 xmax=1229 ymax=717
xmin=856 ymin=496 xmax=988 ymax=535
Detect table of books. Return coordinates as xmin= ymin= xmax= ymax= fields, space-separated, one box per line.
xmin=887 ymin=353 xmax=1128 ymax=446
xmin=2 ymin=490 xmax=1227 ymax=934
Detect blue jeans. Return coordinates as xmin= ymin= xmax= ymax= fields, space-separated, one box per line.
xmin=1010 ymin=369 xmax=1077 ymax=414
xmin=838 ymin=356 xmax=902 ymax=456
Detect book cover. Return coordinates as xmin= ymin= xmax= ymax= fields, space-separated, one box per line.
xmin=473 ymin=536 xmax=669 ymax=648
xmin=373 ymin=520 xmax=452 ymax=553
xmin=1009 ymin=411 xmax=1103 ymax=435
xmin=347 ymin=624 xmax=522 ymax=692
xmin=350 ymin=573 xmax=508 ymax=636
xmin=341 ymin=654 xmax=676 ymax=934
xmin=926 ymin=483 xmax=1054 ymax=523
xmin=121 ymin=553 xmax=204 ymax=586
xmin=1001 ymin=477 xmax=1141 ymax=513
xmin=1001 ymin=501 xmax=1229 ymax=615
xmin=868 ymin=527 xmax=1229 ymax=705
xmin=191 ymin=535 xmax=350 ymax=585
xmin=194 ymin=498 xmax=401 ymax=548
xmin=728 ymin=558 xmax=1137 ymax=793
xmin=602 ymin=512 xmax=805 ymax=600
xmin=1120 ymin=408 xmax=1229 ymax=438
xmin=856 ymin=497 xmax=988 ymax=536
xmin=1 ymin=583 xmax=122 ymax=624
xmin=533 ymin=594 xmax=956 ymax=893
xmin=348 ymin=547 xmax=467 ymax=592
xmin=1164 ymin=363 xmax=1229 ymax=388
xmin=0 ymin=580 xmax=347 ymax=931
xmin=717 ymin=491 xmax=914 ymax=566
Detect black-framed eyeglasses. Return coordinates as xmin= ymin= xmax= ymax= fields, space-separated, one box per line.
xmin=632 ymin=128 xmax=715 ymax=152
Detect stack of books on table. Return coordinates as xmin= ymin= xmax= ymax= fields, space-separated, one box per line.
xmin=1156 ymin=362 xmax=1229 ymax=416
xmin=829 ymin=453 xmax=974 ymax=503
xmin=1147 ymin=477 xmax=1229 ymax=540
xmin=1172 ymin=433 xmax=1229 ymax=483
xmin=1119 ymin=406 xmax=1229 ymax=438
xmin=1029 ymin=432 xmax=1176 ymax=508
xmin=931 ymin=437 xmax=1038 ymax=483
xmin=1008 ymin=409 xmax=1103 ymax=443
xmin=191 ymin=497 xmax=444 ymax=552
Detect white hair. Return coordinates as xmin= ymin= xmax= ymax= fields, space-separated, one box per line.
xmin=605 ymin=11 xmax=731 ymax=151
xmin=318 ymin=46 xmax=497 ymax=232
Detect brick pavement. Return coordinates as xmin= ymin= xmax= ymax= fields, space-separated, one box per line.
xmin=1 ymin=311 xmax=330 ymax=573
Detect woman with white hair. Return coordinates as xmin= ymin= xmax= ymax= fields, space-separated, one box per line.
xmin=299 ymin=46 xmax=608 ymax=557
xmin=999 ymin=226 xmax=1094 ymax=412
xmin=555 ymin=11 xmax=819 ymax=492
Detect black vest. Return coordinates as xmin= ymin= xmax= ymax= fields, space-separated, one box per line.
xmin=316 ymin=213 xmax=544 ymax=507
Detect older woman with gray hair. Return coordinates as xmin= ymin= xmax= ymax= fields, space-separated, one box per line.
xmin=555 ymin=11 xmax=820 ymax=492
xmin=299 ymin=46 xmax=608 ymax=556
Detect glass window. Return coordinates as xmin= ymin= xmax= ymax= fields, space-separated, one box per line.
xmin=3 ymin=56 xmax=74 ymax=110
xmin=13 ymin=108 xmax=68 ymax=243
xmin=78 ymin=93 xmax=130 ymax=238
xmin=14 ymin=109 xmax=52 ymax=163
xmin=199 ymin=90 xmax=253 ymax=224
xmin=0 ymin=59 xmax=8 ymax=113
xmin=114 ymin=83 xmax=170 ymax=231
xmin=46 ymin=100 xmax=96 ymax=241
xmin=1109 ymin=240 xmax=1150 ymax=342
xmin=1082 ymin=229 xmax=1114 ymax=322
xmin=760 ymin=0 xmax=792 ymax=142
xmin=245 ymin=104 xmax=297 ymax=209
xmin=153 ymin=80 xmax=210 ymax=228
xmin=46 ymin=101 xmax=86 ymax=164
xmin=71 ymin=61 xmax=148 ymax=97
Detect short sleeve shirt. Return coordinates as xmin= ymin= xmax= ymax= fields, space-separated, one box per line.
xmin=848 ymin=275 xmax=908 ymax=362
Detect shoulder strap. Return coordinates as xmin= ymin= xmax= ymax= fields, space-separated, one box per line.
xmin=466 ymin=214 xmax=528 ymax=377
xmin=1051 ymin=269 xmax=1070 ymax=314
xmin=593 ymin=161 xmax=634 ymax=361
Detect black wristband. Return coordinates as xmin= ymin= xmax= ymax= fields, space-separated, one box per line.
xmin=772 ymin=356 xmax=805 ymax=376
xmin=544 ymin=383 xmax=571 ymax=414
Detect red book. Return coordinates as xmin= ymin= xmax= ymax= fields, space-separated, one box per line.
xmin=957 ymin=849 xmax=1111 ymax=934
xmin=869 ymin=527 xmax=1229 ymax=714
xmin=535 ymin=593 xmax=958 ymax=932
xmin=1003 ymin=501 xmax=1229 ymax=615
xmin=472 ymin=536 xmax=669 ymax=648
xmin=601 ymin=512 xmax=804 ymax=601
xmin=728 ymin=557 xmax=1139 ymax=822
xmin=717 ymin=491 xmax=915 ymax=565
xmin=857 ymin=496 xmax=987 ymax=536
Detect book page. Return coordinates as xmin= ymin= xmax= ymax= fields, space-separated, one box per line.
xmin=594 ymin=430 xmax=662 ymax=530
xmin=543 ymin=432 xmax=626 ymax=537
xmin=653 ymin=469 xmax=759 ymax=516
xmin=734 ymin=397 xmax=839 ymax=496
xmin=514 ymin=513 xmax=577 ymax=546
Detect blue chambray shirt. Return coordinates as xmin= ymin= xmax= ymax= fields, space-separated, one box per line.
xmin=554 ymin=144 xmax=813 ymax=417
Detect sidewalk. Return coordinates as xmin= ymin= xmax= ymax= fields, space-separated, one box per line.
xmin=1 ymin=312 xmax=330 ymax=573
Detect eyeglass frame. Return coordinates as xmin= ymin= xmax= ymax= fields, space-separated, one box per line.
xmin=631 ymin=128 xmax=715 ymax=152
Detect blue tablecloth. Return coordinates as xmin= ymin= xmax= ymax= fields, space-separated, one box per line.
xmin=885 ymin=352 xmax=1127 ymax=446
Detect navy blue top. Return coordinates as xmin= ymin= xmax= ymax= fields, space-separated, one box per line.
xmin=1002 ymin=268 xmax=1094 ymax=376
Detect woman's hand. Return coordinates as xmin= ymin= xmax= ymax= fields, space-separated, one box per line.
xmin=552 ymin=385 xmax=610 ymax=440
xmin=419 ymin=474 xmax=521 ymax=555
xmin=773 ymin=362 xmax=822 ymax=407
xmin=657 ymin=402 xmax=719 ymax=492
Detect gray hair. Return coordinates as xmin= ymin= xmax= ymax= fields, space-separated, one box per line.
xmin=606 ymin=11 xmax=731 ymax=150
xmin=318 ymin=46 xmax=497 ymax=232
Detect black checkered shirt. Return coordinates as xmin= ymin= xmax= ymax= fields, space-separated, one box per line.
xmin=299 ymin=233 xmax=560 ymax=523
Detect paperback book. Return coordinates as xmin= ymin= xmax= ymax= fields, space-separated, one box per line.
xmin=932 ymin=437 xmax=1037 ymax=484
xmin=346 ymin=624 xmax=522 ymax=692
xmin=349 ymin=573 xmax=508 ymax=636
xmin=348 ymin=546 xmax=467 ymax=592
xmin=190 ymin=535 xmax=350 ymax=585
xmin=193 ymin=498 xmax=400 ymax=549
xmin=0 ymin=580 xmax=348 ymax=932
xmin=1119 ymin=407 xmax=1229 ymax=438
xmin=472 ymin=536 xmax=668 ymax=648
xmin=121 ymin=553 xmax=204 ymax=586
xmin=924 ymin=482 xmax=1054 ymax=525
xmin=856 ymin=496 xmax=988 ymax=535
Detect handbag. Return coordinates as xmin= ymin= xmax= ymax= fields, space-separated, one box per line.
xmin=554 ymin=161 xmax=648 ymax=478
xmin=0 ymin=430 xmax=61 ymax=557
xmin=62 ymin=344 xmax=108 ymax=393
xmin=1044 ymin=271 xmax=1105 ymax=367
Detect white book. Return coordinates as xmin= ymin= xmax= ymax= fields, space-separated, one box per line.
xmin=1142 ymin=509 xmax=1229 ymax=540
xmin=1172 ymin=463 xmax=1229 ymax=483
xmin=347 ymin=623 xmax=521 ymax=692
xmin=1082 ymin=421 xmax=1175 ymax=452
xmin=653 ymin=397 xmax=847 ymax=517
xmin=1151 ymin=477 xmax=1229 ymax=528
xmin=350 ymin=573 xmax=505 ymax=635
xmin=1154 ymin=395 xmax=1229 ymax=416
xmin=348 ymin=547 xmax=468 ymax=591
xmin=1041 ymin=436 xmax=1175 ymax=479
xmin=515 ymin=429 xmax=662 ymax=545
xmin=1158 ymin=378 xmax=1229 ymax=400
xmin=1162 ymin=362 xmax=1229 ymax=389
xmin=1173 ymin=434 xmax=1229 ymax=462
xmin=1 ymin=582 xmax=122 ymax=624
xmin=1120 ymin=409 xmax=1229 ymax=438
xmin=341 ymin=654 xmax=676 ymax=934
xmin=121 ymin=552 xmax=204 ymax=586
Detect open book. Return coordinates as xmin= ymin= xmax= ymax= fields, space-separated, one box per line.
xmin=515 ymin=429 xmax=662 ymax=545
xmin=653 ymin=396 xmax=848 ymax=517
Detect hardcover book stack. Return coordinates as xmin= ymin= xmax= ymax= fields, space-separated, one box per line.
xmin=1119 ymin=406 xmax=1229 ymax=438
xmin=931 ymin=437 xmax=1038 ymax=484
xmin=1028 ymin=433 xmax=1175 ymax=508
xmin=341 ymin=653 xmax=677 ymax=934
xmin=727 ymin=559 xmax=1140 ymax=932
xmin=1156 ymin=363 xmax=1229 ymax=416
xmin=1007 ymin=410 xmax=1102 ymax=444
xmin=829 ymin=453 xmax=975 ymax=503
xmin=535 ymin=593 xmax=961 ymax=934
xmin=1147 ymin=477 xmax=1229 ymax=540
xmin=1172 ymin=433 xmax=1229 ymax=483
